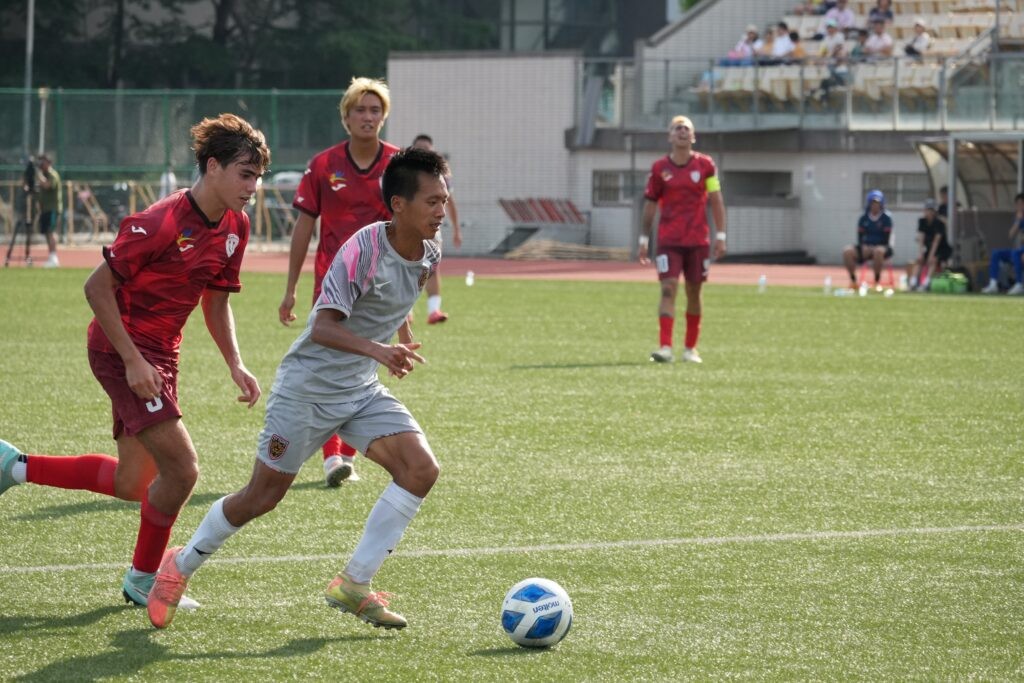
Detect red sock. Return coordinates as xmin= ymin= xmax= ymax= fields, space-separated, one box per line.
xmin=684 ymin=312 xmax=701 ymax=350
xmin=132 ymin=493 xmax=178 ymax=573
xmin=322 ymin=435 xmax=357 ymax=460
xmin=26 ymin=454 xmax=117 ymax=496
xmin=658 ymin=315 xmax=674 ymax=348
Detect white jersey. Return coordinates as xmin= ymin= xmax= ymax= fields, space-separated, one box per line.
xmin=272 ymin=222 xmax=441 ymax=402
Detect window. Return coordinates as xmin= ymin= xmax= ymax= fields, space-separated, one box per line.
xmin=862 ymin=172 xmax=930 ymax=208
xmin=593 ymin=170 xmax=647 ymax=206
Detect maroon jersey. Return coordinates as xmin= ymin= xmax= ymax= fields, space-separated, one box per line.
xmin=644 ymin=152 xmax=719 ymax=247
xmin=292 ymin=140 xmax=400 ymax=293
xmin=87 ymin=190 xmax=249 ymax=360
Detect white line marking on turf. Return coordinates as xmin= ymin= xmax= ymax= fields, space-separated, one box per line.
xmin=1 ymin=523 xmax=1020 ymax=575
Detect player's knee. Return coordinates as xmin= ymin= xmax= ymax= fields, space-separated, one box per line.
xmin=113 ymin=475 xmax=147 ymax=502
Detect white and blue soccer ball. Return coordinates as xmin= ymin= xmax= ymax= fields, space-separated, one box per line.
xmin=501 ymin=577 xmax=573 ymax=648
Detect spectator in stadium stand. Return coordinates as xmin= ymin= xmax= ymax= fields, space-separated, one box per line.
xmin=868 ymin=0 xmax=895 ymax=25
xmin=815 ymin=0 xmax=856 ymax=39
xmin=767 ymin=22 xmax=796 ymax=64
xmin=813 ymin=19 xmax=849 ymax=100
xmin=720 ymin=25 xmax=760 ymax=66
xmin=864 ymin=17 xmax=895 ymax=58
xmin=755 ymin=24 xmax=776 ymax=62
xmin=981 ymin=192 xmax=1024 ymax=295
xmin=904 ymin=18 xmax=932 ymax=58
xmin=793 ymin=0 xmax=836 ymax=16
xmin=789 ymin=31 xmax=807 ymax=62
xmin=850 ymin=28 xmax=870 ymax=60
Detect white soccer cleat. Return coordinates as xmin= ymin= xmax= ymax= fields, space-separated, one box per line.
xmin=1008 ymin=283 xmax=1024 ymax=295
xmin=681 ymin=348 xmax=703 ymax=364
xmin=981 ymin=280 xmax=1000 ymax=294
xmin=649 ymin=346 xmax=673 ymax=363
xmin=43 ymin=255 xmax=59 ymax=269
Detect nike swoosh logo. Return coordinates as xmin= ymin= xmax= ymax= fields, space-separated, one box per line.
xmin=377 ymin=280 xmax=392 ymax=288
xmin=131 ymin=225 xmax=147 ymax=235
xmin=194 ymin=548 xmax=212 ymax=556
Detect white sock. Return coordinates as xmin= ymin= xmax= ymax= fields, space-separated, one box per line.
xmin=344 ymin=483 xmax=423 ymax=584
xmin=11 ymin=459 xmax=27 ymax=484
xmin=324 ymin=455 xmax=343 ymax=474
xmin=427 ymin=295 xmax=442 ymax=315
xmin=342 ymin=455 xmax=354 ymax=465
xmin=176 ymin=496 xmax=242 ymax=577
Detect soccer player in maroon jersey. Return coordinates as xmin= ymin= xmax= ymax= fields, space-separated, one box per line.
xmin=639 ymin=115 xmax=727 ymax=364
xmin=278 ymin=76 xmax=399 ymax=488
xmin=0 ymin=113 xmax=270 ymax=609
xmin=411 ymin=133 xmax=463 ymax=324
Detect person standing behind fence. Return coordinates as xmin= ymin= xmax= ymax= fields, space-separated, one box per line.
xmin=411 ymin=134 xmax=462 ymax=324
xmin=279 ymin=76 xmax=400 ymax=488
xmin=36 ymin=154 xmax=61 ymax=268
xmin=640 ymin=115 xmax=727 ymax=365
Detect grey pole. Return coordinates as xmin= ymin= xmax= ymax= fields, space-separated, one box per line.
xmin=22 ymin=0 xmax=35 ymax=159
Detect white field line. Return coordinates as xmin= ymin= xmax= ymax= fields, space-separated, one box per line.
xmin=1 ymin=523 xmax=1020 ymax=575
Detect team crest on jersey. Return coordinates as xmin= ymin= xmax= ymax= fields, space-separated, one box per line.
xmin=176 ymin=230 xmax=195 ymax=253
xmin=268 ymin=434 xmax=289 ymax=461
xmin=661 ymin=169 xmax=673 ymax=182
xmin=329 ymin=171 xmax=346 ymax=191
xmin=690 ymin=170 xmax=701 ymax=183
xmin=225 ymin=233 xmax=239 ymax=257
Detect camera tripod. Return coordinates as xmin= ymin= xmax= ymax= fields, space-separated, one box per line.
xmin=4 ymin=195 xmax=36 ymax=268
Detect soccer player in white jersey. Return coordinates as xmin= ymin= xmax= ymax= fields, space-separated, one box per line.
xmin=147 ymin=147 xmax=449 ymax=630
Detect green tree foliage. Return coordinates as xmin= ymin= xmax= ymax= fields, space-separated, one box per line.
xmin=0 ymin=0 xmax=501 ymax=89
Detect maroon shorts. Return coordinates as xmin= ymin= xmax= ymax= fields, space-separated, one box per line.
xmin=88 ymin=349 xmax=182 ymax=440
xmin=655 ymin=245 xmax=710 ymax=284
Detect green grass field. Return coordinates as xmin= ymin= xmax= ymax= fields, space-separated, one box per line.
xmin=0 ymin=267 xmax=1021 ymax=681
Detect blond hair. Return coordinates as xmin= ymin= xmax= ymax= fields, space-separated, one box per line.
xmin=669 ymin=115 xmax=695 ymax=132
xmin=339 ymin=77 xmax=391 ymax=133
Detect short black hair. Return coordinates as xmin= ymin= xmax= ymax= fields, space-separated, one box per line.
xmin=382 ymin=147 xmax=450 ymax=210
xmin=940 ymin=185 xmax=949 ymax=194
xmin=1015 ymin=192 xmax=1024 ymax=202
xmin=412 ymin=134 xmax=433 ymax=146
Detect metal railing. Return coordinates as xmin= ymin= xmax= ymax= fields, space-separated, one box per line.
xmin=577 ymin=51 xmax=1024 ymax=134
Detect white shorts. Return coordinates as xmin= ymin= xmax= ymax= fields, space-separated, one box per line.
xmin=256 ymin=384 xmax=423 ymax=474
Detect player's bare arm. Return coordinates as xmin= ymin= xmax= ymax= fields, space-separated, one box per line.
xmin=280 ymin=212 xmax=317 ymax=326
xmin=310 ymin=308 xmax=425 ymax=379
xmin=447 ymin=195 xmax=462 ymax=248
xmin=83 ymin=262 xmax=162 ymax=400
xmin=201 ymin=289 xmax=261 ymax=408
xmin=710 ymin=190 xmax=727 ymax=260
xmin=639 ymin=199 xmax=657 ymax=265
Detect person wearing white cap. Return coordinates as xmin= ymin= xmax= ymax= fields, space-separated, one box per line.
xmin=904 ymin=18 xmax=932 ymax=58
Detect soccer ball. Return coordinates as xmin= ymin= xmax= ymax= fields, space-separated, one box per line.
xmin=500 ymin=577 xmax=573 ymax=648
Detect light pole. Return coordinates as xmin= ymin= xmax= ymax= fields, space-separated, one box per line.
xmin=22 ymin=0 xmax=36 ymax=160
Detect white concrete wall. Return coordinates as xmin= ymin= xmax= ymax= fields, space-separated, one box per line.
xmin=715 ymin=150 xmax=923 ymax=264
xmin=387 ymin=52 xmax=578 ymax=255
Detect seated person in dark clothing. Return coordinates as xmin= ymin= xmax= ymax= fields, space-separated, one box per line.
xmin=843 ymin=189 xmax=893 ymax=289
xmin=911 ymin=198 xmax=951 ymax=290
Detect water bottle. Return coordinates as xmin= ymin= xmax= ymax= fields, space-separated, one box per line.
xmin=757 ymin=274 xmax=767 ymax=293
xmin=823 ymin=275 xmax=832 ymax=295
xmin=465 ymin=270 xmax=475 ymax=286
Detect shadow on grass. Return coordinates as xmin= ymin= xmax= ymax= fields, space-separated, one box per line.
xmin=12 ymin=491 xmax=227 ymax=522
xmin=509 ymin=361 xmax=648 ymax=370
xmin=0 ymin=605 xmax=124 ymax=635
xmin=470 ymin=646 xmax=552 ymax=657
xmin=11 ymin=627 xmax=354 ymax=682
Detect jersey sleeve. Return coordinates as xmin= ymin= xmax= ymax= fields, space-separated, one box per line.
xmin=207 ymin=213 xmax=249 ymax=293
xmin=103 ymin=212 xmax=176 ymax=283
xmin=293 ymin=157 xmax=322 ymax=218
xmin=644 ymin=163 xmax=663 ymax=202
xmin=315 ymin=228 xmax=374 ymax=318
xmin=704 ymin=157 xmax=721 ymax=193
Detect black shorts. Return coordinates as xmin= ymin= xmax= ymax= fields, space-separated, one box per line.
xmin=856 ymin=244 xmax=893 ymax=261
xmin=38 ymin=210 xmax=57 ymax=234
xmin=922 ymin=244 xmax=952 ymax=263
